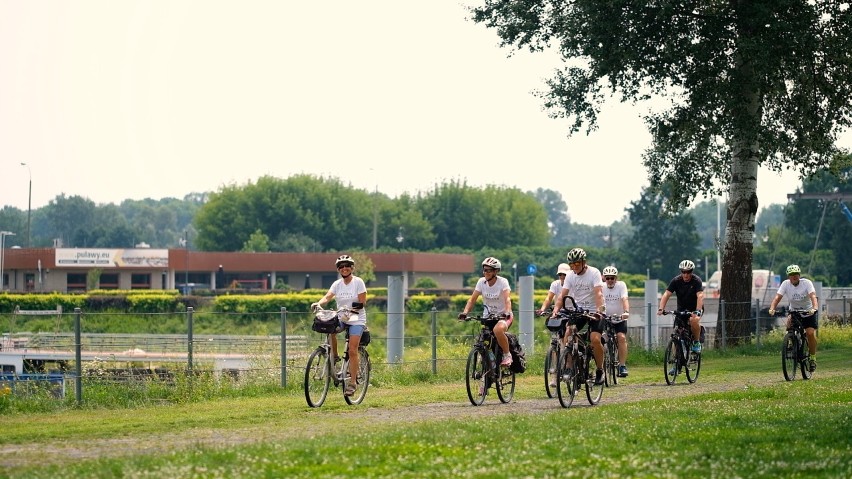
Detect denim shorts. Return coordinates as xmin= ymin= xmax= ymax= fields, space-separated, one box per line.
xmin=346 ymin=324 xmax=365 ymax=337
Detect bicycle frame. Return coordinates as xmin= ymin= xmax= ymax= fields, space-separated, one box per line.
xmin=304 ymin=306 xmax=370 ymax=407
xmin=661 ymin=310 xmax=702 ymax=385
xmin=554 ymin=305 xmax=604 ymax=408
xmin=602 ymin=315 xmax=624 ymax=387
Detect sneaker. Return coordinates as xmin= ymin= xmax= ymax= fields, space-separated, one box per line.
xmin=808 ymin=358 xmax=817 ymax=372
xmin=668 ymin=367 xmax=677 ymax=376
xmin=549 ymin=380 xmax=557 ymax=388
xmin=344 ymin=383 xmax=356 ymax=396
xmin=691 ymin=341 xmax=702 ymax=353
xmin=594 ymin=369 xmax=604 ymax=385
xmin=500 ymin=354 xmax=513 ymax=367
xmin=479 ymin=383 xmax=487 ymax=397
xmin=618 ymin=365 xmax=629 ymax=377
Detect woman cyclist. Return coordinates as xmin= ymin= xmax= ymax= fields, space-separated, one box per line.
xmin=601 ymin=266 xmax=631 ymax=377
xmin=458 ymin=257 xmax=515 ymax=367
xmin=310 ymin=255 xmax=367 ymax=397
xmin=536 ymin=263 xmax=570 ymax=315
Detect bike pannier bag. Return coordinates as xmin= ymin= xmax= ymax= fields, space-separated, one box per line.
xmin=506 ymin=333 xmax=527 ymax=373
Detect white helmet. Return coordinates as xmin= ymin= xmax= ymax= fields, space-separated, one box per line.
xmin=557 ymin=263 xmax=570 ymax=275
xmin=602 ymin=266 xmax=618 ymax=276
xmin=481 ymin=257 xmax=502 ymax=270
xmin=678 ymin=259 xmax=695 ymax=271
xmin=335 ymin=255 xmax=355 ymax=268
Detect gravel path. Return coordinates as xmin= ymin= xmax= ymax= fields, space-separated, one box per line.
xmin=2 ymin=368 xmax=841 ymax=470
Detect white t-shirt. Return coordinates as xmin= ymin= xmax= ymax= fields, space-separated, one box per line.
xmin=474 ymin=276 xmax=511 ymax=316
xmin=548 ymin=279 xmax=562 ymax=297
xmin=602 ymin=280 xmax=629 ymax=316
xmin=776 ymin=278 xmax=816 ymax=310
xmin=562 ymin=266 xmax=603 ymax=310
xmin=328 ymin=275 xmax=367 ymax=325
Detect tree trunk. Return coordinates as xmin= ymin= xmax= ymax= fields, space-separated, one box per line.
xmin=718 ymin=22 xmax=761 ymax=347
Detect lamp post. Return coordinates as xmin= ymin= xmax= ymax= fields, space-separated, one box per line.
xmin=20 ymin=163 xmax=31 ymax=248
xmin=179 ymin=232 xmax=189 ymax=294
xmin=1 ymin=231 xmax=16 ymax=291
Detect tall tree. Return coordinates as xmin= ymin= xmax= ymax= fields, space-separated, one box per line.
xmin=471 ymin=1 xmax=852 ymax=344
xmin=532 ymin=188 xmax=571 ymax=245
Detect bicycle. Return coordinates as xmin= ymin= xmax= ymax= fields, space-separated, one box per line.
xmin=780 ymin=309 xmax=815 ymax=381
xmin=461 ymin=313 xmax=516 ymax=406
xmin=601 ymin=315 xmax=626 ymax=387
xmin=540 ymin=308 xmax=567 ymax=398
xmin=661 ymin=310 xmax=702 ymax=385
xmin=304 ymin=306 xmax=372 ymax=407
xmin=554 ymin=298 xmax=604 ymax=408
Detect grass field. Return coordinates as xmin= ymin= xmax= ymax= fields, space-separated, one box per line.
xmin=2 ymin=329 xmax=851 ymax=478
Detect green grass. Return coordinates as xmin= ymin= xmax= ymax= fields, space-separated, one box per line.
xmin=3 ymin=331 xmax=851 ymax=478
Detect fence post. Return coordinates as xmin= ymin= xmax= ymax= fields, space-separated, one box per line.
xmin=518 ymin=275 xmax=535 ymax=354
xmin=755 ymin=299 xmax=761 ymax=349
xmin=186 ymin=307 xmax=194 ymax=372
xmin=387 ymin=275 xmax=404 ymax=363
xmin=430 ymin=307 xmax=437 ymax=375
xmin=74 ymin=307 xmax=82 ymax=405
xmin=844 ymin=296 xmax=848 ymax=326
xmin=280 ymin=307 xmax=287 ymax=387
xmin=645 ymin=302 xmax=652 ymax=350
xmin=719 ymin=300 xmax=726 ymax=350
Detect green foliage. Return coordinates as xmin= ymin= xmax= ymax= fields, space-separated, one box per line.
xmin=241 ymin=229 xmax=270 ymax=252
xmin=413 ymin=277 xmax=438 ymax=288
xmin=0 ymin=293 xmax=85 ymax=314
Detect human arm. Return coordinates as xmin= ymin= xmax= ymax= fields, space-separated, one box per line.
xmin=459 ymin=290 xmax=481 ymax=320
xmin=594 ymin=284 xmax=605 ymax=314
xmin=311 ymin=290 xmax=335 ymax=310
xmin=537 ymin=291 xmax=556 ymax=314
xmin=767 ymin=293 xmax=783 ymax=316
xmin=620 ymin=294 xmax=630 ymax=319
xmin=551 ymin=288 xmax=567 ymax=317
xmin=658 ymin=290 xmax=673 ymax=314
xmin=695 ymin=290 xmax=705 ymax=314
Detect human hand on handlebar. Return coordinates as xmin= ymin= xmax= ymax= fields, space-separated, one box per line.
xmin=457 ymin=312 xmax=468 ymax=321
xmin=620 ymin=312 xmax=630 ymax=320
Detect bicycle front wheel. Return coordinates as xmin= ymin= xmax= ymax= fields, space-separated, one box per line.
xmin=496 ymin=365 xmax=515 ymax=403
xmin=782 ymin=333 xmax=797 ymax=381
xmin=605 ymin=340 xmax=618 ymax=387
xmin=344 ymin=347 xmax=371 ymax=405
xmin=544 ymin=344 xmax=559 ymax=398
xmin=304 ymin=347 xmax=331 ymax=408
xmin=585 ymin=353 xmax=604 ymax=405
xmin=465 ymin=348 xmax=489 ymax=406
xmin=664 ymin=339 xmax=678 ymax=385
xmin=556 ymin=347 xmax=577 ymax=409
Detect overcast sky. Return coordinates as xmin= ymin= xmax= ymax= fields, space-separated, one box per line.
xmin=1 ymin=1 xmax=849 ymax=227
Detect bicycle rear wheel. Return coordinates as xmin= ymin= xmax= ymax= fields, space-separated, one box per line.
xmin=782 ymin=333 xmax=797 ymax=381
xmin=799 ymin=338 xmax=814 ymax=380
xmin=465 ymin=348 xmax=489 ymax=406
xmin=685 ymin=350 xmax=701 ymax=383
xmin=664 ymin=338 xmax=678 ymax=385
xmin=544 ymin=344 xmax=558 ymax=398
xmin=304 ymin=347 xmax=331 ymax=408
xmin=496 ymin=365 xmax=515 ymax=403
xmin=585 ymin=353 xmax=604 ymax=405
xmin=556 ymin=348 xmax=577 ymax=408
xmin=344 ymin=347 xmax=371 ymax=405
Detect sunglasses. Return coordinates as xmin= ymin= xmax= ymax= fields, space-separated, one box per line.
xmin=681 ymin=269 xmax=693 ymax=274
xmin=604 ymin=276 xmax=616 ymax=280
xmin=482 ymin=268 xmax=496 ymax=273
xmin=337 ymin=263 xmax=353 ymax=270
xmin=557 ymin=273 xmax=566 ymax=277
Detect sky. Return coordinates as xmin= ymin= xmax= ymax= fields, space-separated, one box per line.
xmin=1 ymin=1 xmax=849 ymax=227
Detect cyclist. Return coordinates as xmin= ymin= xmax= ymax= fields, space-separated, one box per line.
xmin=657 ymin=259 xmax=705 ymax=354
xmin=767 ymin=264 xmax=820 ymax=372
xmin=550 ymin=248 xmax=606 ymax=385
xmin=310 ymin=254 xmax=367 ymax=397
xmin=535 ymin=263 xmax=570 ymax=315
xmin=601 ymin=266 xmax=631 ymax=377
xmin=458 ymin=257 xmax=515 ymax=367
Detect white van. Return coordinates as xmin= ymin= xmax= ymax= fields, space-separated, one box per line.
xmin=703 ymin=269 xmax=780 ymax=303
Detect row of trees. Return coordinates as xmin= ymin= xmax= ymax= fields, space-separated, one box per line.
xmin=2 ymin=169 xmax=850 ymax=286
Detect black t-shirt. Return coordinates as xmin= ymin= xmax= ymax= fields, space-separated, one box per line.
xmin=666 ymin=274 xmax=704 ymax=311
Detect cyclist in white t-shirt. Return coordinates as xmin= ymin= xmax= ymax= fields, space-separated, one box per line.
xmin=311 ymin=254 xmax=368 ymax=397
xmin=768 ymin=264 xmax=820 ymax=371
xmin=458 ymin=257 xmax=515 ymax=367
xmin=550 ymin=248 xmax=606 ymax=385
xmin=536 ymin=263 xmax=570 ymax=315
xmin=601 ymin=266 xmax=631 ymax=377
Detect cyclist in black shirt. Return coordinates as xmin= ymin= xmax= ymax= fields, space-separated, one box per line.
xmin=657 ymin=260 xmax=705 ymax=353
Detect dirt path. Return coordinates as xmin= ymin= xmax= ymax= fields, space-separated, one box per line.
xmin=2 ymin=369 xmax=841 ymax=470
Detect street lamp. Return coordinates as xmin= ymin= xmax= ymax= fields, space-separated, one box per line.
xmin=20 ymin=163 xmax=31 ymax=248
xmin=1 ymin=231 xmax=16 ymax=291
